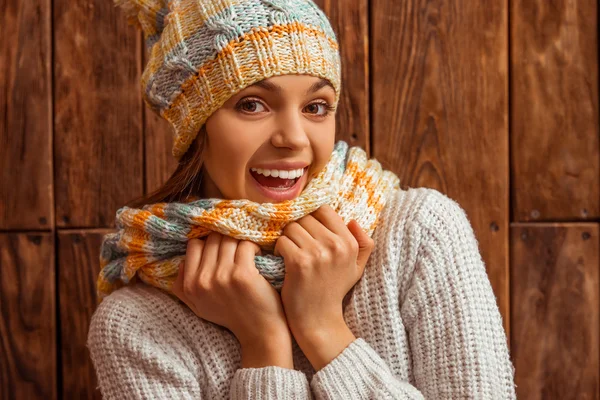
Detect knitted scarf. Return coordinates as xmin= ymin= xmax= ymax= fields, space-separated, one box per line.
xmin=96 ymin=140 xmax=401 ymax=303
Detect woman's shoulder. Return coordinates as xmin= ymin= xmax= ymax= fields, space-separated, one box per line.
xmin=87 ymin=283 xmax=197 ymax=352
xmin=390 ymin=186 xmax=479 ymax=248
xmin=90 ymin=282 xmax=183 ymax=326
xmin=374 ymin=187 xmax=470 ymax=247
xmin=379 ymin=186 xmax=469 ymax=245
xmin=384 ymin=186 xmax=468 ymax=225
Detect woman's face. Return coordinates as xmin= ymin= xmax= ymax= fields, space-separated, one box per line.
xmin=200 ymin=74 xmax=337 ymax=203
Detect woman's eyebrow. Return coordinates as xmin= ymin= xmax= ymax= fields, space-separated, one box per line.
xmin=250 ymin=80 xmax=282 ymax=93
xmin=306 ymin=79 xmax=334 ymax=94
xmin=248 ymin=78 xmax=334 ymax=95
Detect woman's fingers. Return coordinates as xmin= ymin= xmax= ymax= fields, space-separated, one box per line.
xmin=347 ymin=219 xmax=375 ymax=269
xmin=217 ymin=235 xmax=239 ymax=281
xmin=297 ymin=214 xmax=335 ymax=242
xmin=183 ymin=238 xmax=204 ymax=292
xmin=173 ymin=231 xmax=289 ymax=339
xmin=173 ymin=259 xmax=198 ymax=311
xmin=282 ymin=221 xmax=315 ymax=249
xmin=172 ymin=259 xmax=185 ymax=295
xmin=273 ymin=234 xmax=298 ymax=258
xmin=235 ymin=240 xmax=263 ymax=267
xmin=198 ymin=232 xmax=222 ymax=282
xmin=310 ymin=204 xmax=355 ymax=243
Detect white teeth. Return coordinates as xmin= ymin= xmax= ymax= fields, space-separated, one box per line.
xmin=251 ymin=167 xmax=305 ymax=179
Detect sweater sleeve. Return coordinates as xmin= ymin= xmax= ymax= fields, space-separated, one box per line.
xmin=230 ymin=366 xmax=313 ymax=399
xmin=87 ymin=294 xmax=203 ymax=399
xmin=399 ymin=190 xmax=518 ymax=399
xmin=309 ymin=337 xmax=425 ymax=399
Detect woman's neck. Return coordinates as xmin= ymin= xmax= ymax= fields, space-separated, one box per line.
xmin=199 ymin=172 xmax=222 ymax=199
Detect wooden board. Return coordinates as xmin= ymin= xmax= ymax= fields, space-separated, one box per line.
xmin=511 ymin=223 xmax=599 ymax=399
xmin=0 ymin=233 xmax=56 ymax=399
xmin=0 ymin=0 xmax=52 ymax=230
xmin=511 ymin=0 xmax=599 ymax=221
xmin=58 ymin=230 xmax=111 ymax=400
xmin=53 ymin=0 xmax=144 ymax=228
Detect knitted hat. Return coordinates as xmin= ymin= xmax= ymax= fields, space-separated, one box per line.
xmin=114 ymin=0 xmax=342 ymax=160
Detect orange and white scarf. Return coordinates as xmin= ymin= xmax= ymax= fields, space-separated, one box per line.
xmin=96 ymin=140 xmax=400 ymax=302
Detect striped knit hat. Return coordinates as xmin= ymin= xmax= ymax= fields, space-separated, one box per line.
xmin=115 ymin=0 xmax=342 ymax=160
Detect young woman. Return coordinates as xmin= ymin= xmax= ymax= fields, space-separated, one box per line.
xmin=87 ymin=0 xmax=518 ymax=399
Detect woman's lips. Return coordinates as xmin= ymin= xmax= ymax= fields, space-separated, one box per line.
xmin=250 ymin=168 xmax=308 ymax=202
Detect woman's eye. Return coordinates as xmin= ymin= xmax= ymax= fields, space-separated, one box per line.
xmin=237 ymin=100 xmax=266 ymax=113
xmin=304 ymin=102 xmax=333 ymax=116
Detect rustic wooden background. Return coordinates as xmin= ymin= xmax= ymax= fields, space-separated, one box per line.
xmin=1 ymin=0 xmax=598 ymax=398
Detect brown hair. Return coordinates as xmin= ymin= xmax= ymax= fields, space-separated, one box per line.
xmin=124 ymin=127 xmax=207 ymax=209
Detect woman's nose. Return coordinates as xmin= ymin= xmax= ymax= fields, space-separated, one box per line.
xmin=271 ymin=110 xmax=310 ymax=150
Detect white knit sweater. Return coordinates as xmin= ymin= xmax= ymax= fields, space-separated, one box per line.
xmin=87 ymin=187 xmax=517 ymax=399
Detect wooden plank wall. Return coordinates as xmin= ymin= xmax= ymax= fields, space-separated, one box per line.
xmin=510 ymin=0 xmax=599 ymax=397
xmin=0 ymin=0 xmax=598 ymax=398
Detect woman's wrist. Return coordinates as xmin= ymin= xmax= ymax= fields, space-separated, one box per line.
xmin=292 ymin=317 xmax=356 ymax=371
xmin=239 ymin=331 xmax=294 ymax=369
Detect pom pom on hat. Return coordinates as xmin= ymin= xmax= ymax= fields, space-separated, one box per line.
xmin=114 ymin=0 xmax=170 ymax=49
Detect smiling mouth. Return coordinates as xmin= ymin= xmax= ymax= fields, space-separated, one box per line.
xmin=249 ymin=168 xmax=305 ymax=190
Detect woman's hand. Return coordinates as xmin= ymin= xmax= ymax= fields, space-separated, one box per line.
xmin=171 ymin=232 xmax=293 ymax=368
xmin=274 ymin=204 xmax=375 ymax=344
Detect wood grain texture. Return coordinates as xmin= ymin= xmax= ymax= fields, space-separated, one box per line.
xmin=315 ymin=0 xmax=370 ymax=153
xmin=0 ymin=233 xmax=56 ymax=399
xmin=53 ymin=0 xmax=143 ymax=228
xmin=510 ymin=223 xmax=599 ymax=399
xmin=58 ymin=230 xmax=109 ymax=400
xmin=511 ymin=0 xmax=599 ymax=222
xmin=0 ymin=0 xmax=52 ymax=230
xmin=370 ymin=0 xmax=510 ymax=335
